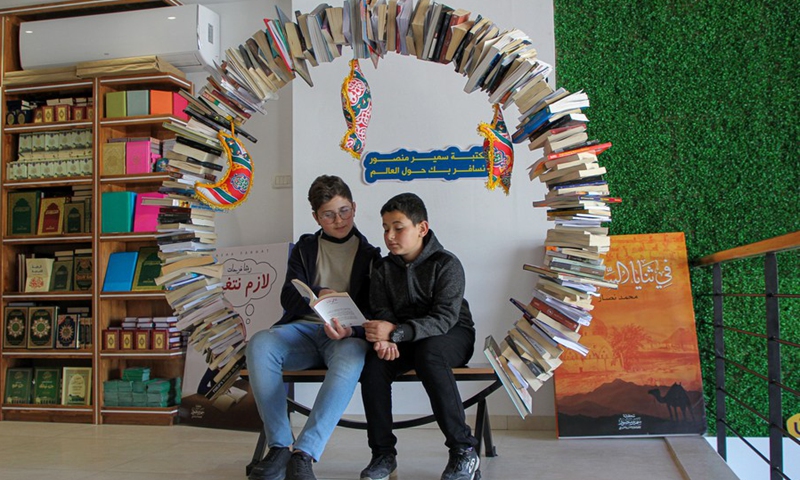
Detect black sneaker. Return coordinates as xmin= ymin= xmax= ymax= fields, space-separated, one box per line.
xmin=440 ymin=447 xmax=480 ymax=480
xmin=360 ymin=453 xmax=398 ymax=480
xmin=286 ymin=451 xmax=316 ymax=480
xmin=248 ymin=446 xmax=292 ymax=480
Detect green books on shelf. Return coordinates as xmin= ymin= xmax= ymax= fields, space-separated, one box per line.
xmin=27 ymin=306 xmax=56 ymax=348
xmin=132 ymin=246 xmax=163 ymax=291
xmin=63 ymin=202 xmax=85 ymax=233
xmin=102 ymin=251 xmax=139 ymax=292
xmin=73 ymin=252 xmax=93 ymax=291
xmin=7 ymin=190 xmax=41 ymax=236
xmin=33 ymin=367 xmax=61 ymax=404
xmin=49 ymin=259 xmax=74 ymax=292
xmin=101 ymin=191 xmax=137 ymax=233
xmin=3 ymin=306 xmax=28 ymax=349
xmin=5 ymin=367 xmax=33 ymax=404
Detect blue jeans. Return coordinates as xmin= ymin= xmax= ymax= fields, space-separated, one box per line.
xmin=246 ymin=322 xmax=368 ymax=461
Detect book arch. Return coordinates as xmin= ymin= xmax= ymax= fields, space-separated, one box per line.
xmin=161 ymin=3 xmax=618 ymax=411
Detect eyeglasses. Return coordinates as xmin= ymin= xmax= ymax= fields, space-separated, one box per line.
xmin=318 ymin=206 xmax=353 ymax=224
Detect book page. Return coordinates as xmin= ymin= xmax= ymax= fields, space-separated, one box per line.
xmin=312 ymin=293 xmax=367 ymax=327
xmin=291 ymin=278 xmax=318 ymax=303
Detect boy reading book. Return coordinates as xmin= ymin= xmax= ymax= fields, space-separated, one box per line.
xmin=245 ymin=175 xmax=380 ymax=480
xmin=359 ymin=193 xmax=480 ymax=480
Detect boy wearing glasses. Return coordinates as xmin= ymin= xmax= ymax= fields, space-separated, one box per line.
xmin=246 ymin=175 xmax=381 ymax=480
xmin=359 ymin=193 xmax=479 ymax=480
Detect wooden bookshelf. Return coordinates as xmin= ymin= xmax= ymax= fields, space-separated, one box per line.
xmin=0 ymin=10 xmax=193 ymax=425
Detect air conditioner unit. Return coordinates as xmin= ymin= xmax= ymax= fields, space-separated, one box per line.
xmin=19 ymin=5 xmax=220 ymax=71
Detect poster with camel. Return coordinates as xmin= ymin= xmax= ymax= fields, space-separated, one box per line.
xmin=554 ymin=232 xmax=707 ymax=438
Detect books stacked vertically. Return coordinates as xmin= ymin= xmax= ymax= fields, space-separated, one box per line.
xmin=150 ymin=80 xmax=242 ymax=398
xmin=484 ymin=137 xmax=619 ymax=417
xmin=152 ymin=192 xmax=246 ymax=400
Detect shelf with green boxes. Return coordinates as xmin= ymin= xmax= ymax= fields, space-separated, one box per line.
xmin=99 ymin=357 xmax=183 ymax=425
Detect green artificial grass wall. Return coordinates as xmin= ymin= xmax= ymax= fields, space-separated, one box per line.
xmin=553 ymin=0 xmax=799 ymax=436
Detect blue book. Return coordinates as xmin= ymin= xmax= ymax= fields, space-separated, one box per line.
xmin=102 ymin=251 xmax=139 ymax=292
xmin=101 ymin=191 xmax=137 ymax=233
xmin=511 ymin=107 xmax=555 ymax=143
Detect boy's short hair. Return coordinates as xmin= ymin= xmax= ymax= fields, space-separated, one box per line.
xmin=307 ymin=175 xmax=353 ymax=211
xmin=380 ymin=192 xmax=428 ymax=225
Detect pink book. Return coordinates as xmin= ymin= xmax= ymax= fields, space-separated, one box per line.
xmin=126 ymin=140 xmax=154 ymax=174
xmin=172 ymin=93 xmax=189 ymax=121
xmin=133 ymin=192 xmax=166 ymax=232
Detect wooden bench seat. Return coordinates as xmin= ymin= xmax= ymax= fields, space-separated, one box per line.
xmin=245 ymin=364 xmax=501 ymax=476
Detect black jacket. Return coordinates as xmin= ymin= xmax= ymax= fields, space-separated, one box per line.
xmin=370 ymin=230 xmax=474 ymax=341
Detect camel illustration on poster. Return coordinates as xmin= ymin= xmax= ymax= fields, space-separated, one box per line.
xmin=554 ymin=232 xmax=707 ymax=438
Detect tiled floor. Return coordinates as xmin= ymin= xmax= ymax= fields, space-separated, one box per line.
xmin=0 ymin=420 xmax=719 ymax=479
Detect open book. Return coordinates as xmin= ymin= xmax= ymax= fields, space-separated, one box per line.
xmin=291 ymin=279 xmax=367 ymax=327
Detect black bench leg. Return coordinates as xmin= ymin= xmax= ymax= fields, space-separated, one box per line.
xmin=474 ymin=398 xmax=497 ymax=457
xmin=247 ymin=430 xmax=267 ymax=476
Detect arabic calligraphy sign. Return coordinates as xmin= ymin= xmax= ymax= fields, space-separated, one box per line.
xmin=180 ymin=242 xmax=290 ymax=431
xmin=362 ymin=146 xmax=487 ymax=183
xmin=217 ymin=243 xmax=290 ymax=336
xmin=554 ymin=232 xmax=706 ymax=438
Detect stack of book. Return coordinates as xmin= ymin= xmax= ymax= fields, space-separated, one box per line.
xmin=146 ymin=378 xmax=182 ymax=407
xmin=103 ymin=375 xmax=180 ymax=407
xmin=143 ymin=106 xmax=250 ymax=398
xmin=484 ymin=141 xmax=620 ymax=417
xmin=103 ymin=379 xmax=130 ymax=406
xmin=111 ymin=316 xmax=183 ymax=351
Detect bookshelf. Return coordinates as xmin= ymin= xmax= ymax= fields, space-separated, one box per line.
xmin=0 ymin=70 xmax=192 ymax=425
xmin=95 ymin=74 xmax=191 ymax=426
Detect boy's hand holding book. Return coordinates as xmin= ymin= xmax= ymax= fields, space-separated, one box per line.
xmin=324 ymin=318 xmax=352 ymax=340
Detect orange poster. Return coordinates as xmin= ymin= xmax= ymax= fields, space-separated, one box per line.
xmin=554 ymin=232 xmax=707 ymax=437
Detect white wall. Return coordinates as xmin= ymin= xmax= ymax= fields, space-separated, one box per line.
xmin=189 ymin=0 xmax=295 ymax=248
xmin=291 ymin=0 xmax=556 ymax=418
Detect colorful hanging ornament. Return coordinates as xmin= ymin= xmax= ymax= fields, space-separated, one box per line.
xmin=340 ymin=59 xmax=373 ymax=159
xmin=195 ymin=129 xmax=254 ymax=210
xmin=477 ymin=104 xmax=515 ymax=194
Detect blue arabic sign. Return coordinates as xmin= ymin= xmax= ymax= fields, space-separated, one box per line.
xmin=362 ymin=146 xmax=487 ymax=183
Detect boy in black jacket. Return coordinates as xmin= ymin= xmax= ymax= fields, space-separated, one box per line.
xmin=359 ymin=192 xmax=480 ymax=480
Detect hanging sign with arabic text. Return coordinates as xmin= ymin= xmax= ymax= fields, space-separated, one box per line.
xmin=362 ymin=146 xmax=487 ymax=183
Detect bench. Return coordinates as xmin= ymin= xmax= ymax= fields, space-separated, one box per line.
xmin=245 ymin=364 xmax=502 ymax=476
